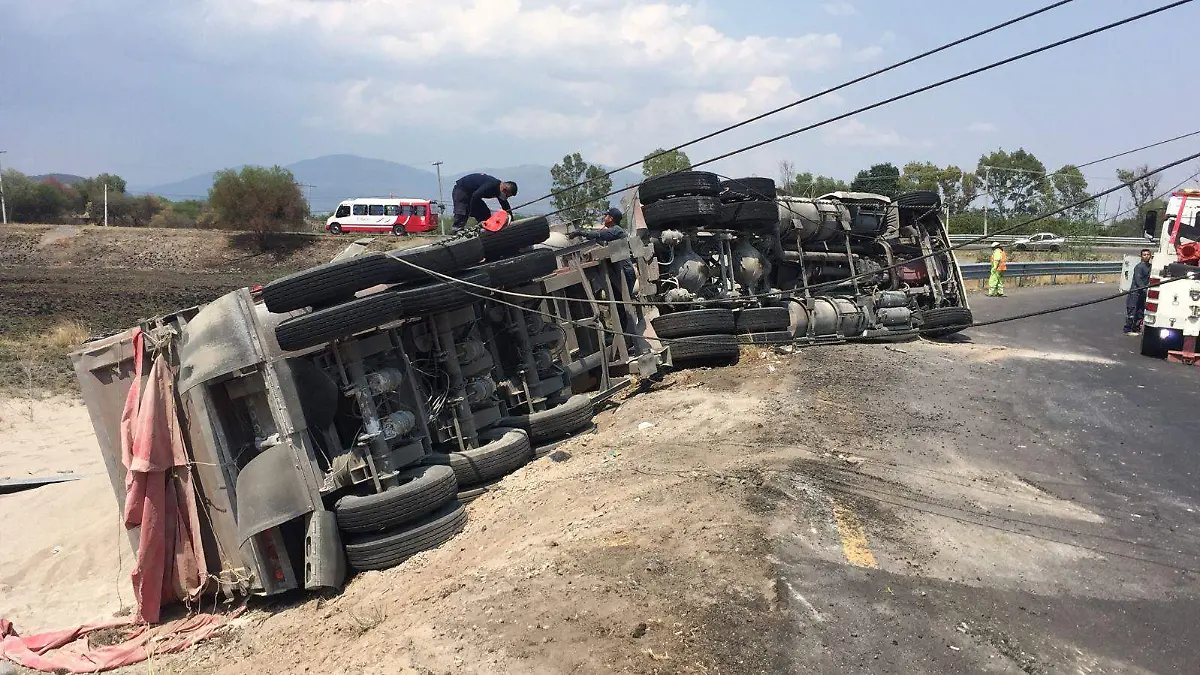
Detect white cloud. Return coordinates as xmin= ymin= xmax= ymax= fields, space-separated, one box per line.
xmin=823 ymin=119 xmax=922 ymax=148
xmin=967 ymin=122 xmax=998 ymax=133
xmin=822 ymin=2 xmax=858 ymax=16
xmin=493 ymin=109 xmax=604 ymax=140
xmin=99 ymin=0 xmax=887 ymax=177
xmin=336 ymin=80 xmax=469 ymax=133
xmin=694 ymin=76 xmax=793 ymax=123
xmin=851 ymin=45 xmax=883 ymax=62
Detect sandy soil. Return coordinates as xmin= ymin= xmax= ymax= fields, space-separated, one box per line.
xmin=0 ymin=395 xmax=105 ymax=478
xmin=0 ymin=396 xmax=127 ymax=635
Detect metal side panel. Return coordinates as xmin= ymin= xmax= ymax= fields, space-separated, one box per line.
xmin=178 ymin=288 xmax=266 ymax=393
xmin=178 ymin=385 xmax=252 ymax=587
xmin=234 ymin=443 xmax=316 ymax=546
xmin=69 ymin=329 xmax=141 ymax=554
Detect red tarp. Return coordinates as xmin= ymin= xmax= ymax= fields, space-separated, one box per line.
xmin=0 ymin=609 xmax=244 ymax=673
xmin=119 ymin=328 xmax=208 ymax=623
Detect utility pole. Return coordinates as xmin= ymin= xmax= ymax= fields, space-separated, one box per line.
xmin=298 ymin=182 xmax=316 ymax=209
xmin=432 ymin=161 xmax=446 ymax=234
xmin=982 ymin=166 xmax=991 ymax=237
xmin=104 ymin=183 xmax=109 ymax=227
xmin=0 ymin=150 xmax=7 ymax=225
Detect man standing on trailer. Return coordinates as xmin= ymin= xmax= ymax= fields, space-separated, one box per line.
xmin=1124 ymin=248 xmax=1153 ymax=335
xmin=570 ymin=207 xmax=636 ymax=296
xmin=451 ymin=173 xmax=518 ymax=232
xmin=570 ymin=207 xmax=641 ymax=352
xmin=987 ymin=242 xmax=1007 ymax=297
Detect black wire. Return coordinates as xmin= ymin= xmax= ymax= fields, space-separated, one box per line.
xmin=511 ymin=0 xmax=1079 ymax=212
xmin=1077 ymin=129 xmax=1200 ymax=169
xmin=539 ymin=0 xmax=1195 ymax=223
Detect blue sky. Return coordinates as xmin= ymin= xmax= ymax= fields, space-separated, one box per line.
xmin=2 ymin=0 xmax=1198 ymax=210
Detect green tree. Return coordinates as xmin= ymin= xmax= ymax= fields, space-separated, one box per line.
xmin=1048 ymin=165 xmax=1095 ymax=224
xmin=850 ymin=162 xmax=901 ymax=198
xmin=550 ymin=152 xmax=613 ymax=227
xmin=787 ymin=172 xmax=850 ymax=197
xmin=208 ymin=165 xmax=309 ymax=249
xmin=976 ymin=148 xmax=1048 ymax=219
xmin=1 ymin=170 xmax=72 ymax=223
xmin=1116 ymin=164 xmax=1162 ymax=219
xmin=75 ymin=173 xmax=128 ymax=213
xmin=899 ymin=161 xmax=942 ymax=192
xmin=641 ymin=148 xmax=691 ymax=177
xmin=941 ymin=166 xmax=980 ymax=215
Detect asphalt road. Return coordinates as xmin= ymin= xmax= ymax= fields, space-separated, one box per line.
xmin=773 ymin=285 xmax=1200 ymax=674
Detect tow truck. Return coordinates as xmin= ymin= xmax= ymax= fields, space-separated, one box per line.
xmin=1134 ymin=188 xmax=1200 ymax=363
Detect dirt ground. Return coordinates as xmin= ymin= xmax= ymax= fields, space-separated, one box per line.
xmin=0 ymin=224 xmax=427 ymax=393
xmin=2 ymin=328 xmax=1195 ymax=673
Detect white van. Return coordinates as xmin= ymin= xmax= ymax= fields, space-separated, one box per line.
xmin=326 ymin=198 xmax=442 ymax=235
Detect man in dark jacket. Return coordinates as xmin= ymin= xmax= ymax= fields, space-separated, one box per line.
xmin=451 ymin=173 xmax=517 ymax=232
xmin=1124 ymin=248 xmax=1153 ymax=335
xmin=571 ymin=208 xmax=640 ymax=349
xmin=570 ymin=207 xmax=636 ymax=296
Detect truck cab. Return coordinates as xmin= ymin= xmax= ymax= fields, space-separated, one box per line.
xmin=1139 ymin=189 xmax=1200 ymax=360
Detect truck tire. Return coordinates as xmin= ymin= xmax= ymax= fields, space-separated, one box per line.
xmin=918 ymin=307 xmax=973 ymax=338
xmin=472 ymin=248 xmax=558 ymax=289
xmin=638 ymin=171 xmax=721 ymax=205
xmin=480 ymin=216 xmax=551 ymax=260
xmin=423 ymin=428 xmax=533 ymax=488
xmin=274 ymin=270 xmax=491 ymax=351
xmin=736 ymin=307 xmax=791 ymax=333
xmin=263 ymin=253 xmax=399 ymax=314
xmin=896 ymin=191 xmax=941 ymax=209
xmin=388 ymin=237 xmax=486 ymax=284
xmin=343 ymin=501 xmax=467 ymax=571
xmin=499 ymin=394 xmax=594 ymax=443
xmin=719 ymin=178 xmax=777 ymax=203
xmin=668 ymin=334 xmax=740 ymax=365
xmin=275 ymin=288 xmax=409 ymax=351
xmin=393 ymin=270 xmax=491 ymax=319
xmin=334 ymin=465 xmax=457 ymax=535
xmin=717 ymin=201 xmax=780 ymax=233
xmin=642 ymin=196 xmax=720 ymax=231
xmin=262 ymin=238 xmax=484 ymax=313
xmin=651 ymin=309 xmax=736 ymax=339
xmin=737 ymin=331 xmax=793 ymax=346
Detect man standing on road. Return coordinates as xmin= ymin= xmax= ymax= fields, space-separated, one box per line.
xmin=987 ymin=242 xmax=1007 ymax=297
xmin=451 ymin=173 xmax=517 ymax=232
xmin=1124 ymin=248 xmax=1153 ymax=335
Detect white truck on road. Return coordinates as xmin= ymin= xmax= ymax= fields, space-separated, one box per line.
xmin=1138 ymin=188 xmax=1200 ymax=363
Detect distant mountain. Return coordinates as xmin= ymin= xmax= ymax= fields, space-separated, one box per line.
xmin=31 ymin=173 xmax=85 ymax=185
xmin=130 ymin=154 xmax=643 ymax=215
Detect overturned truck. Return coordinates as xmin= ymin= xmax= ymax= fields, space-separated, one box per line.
xmin=69 ymin=171 xmax=971 ymax=614
xmin=629 ymin=172 xmax=973 ymax=358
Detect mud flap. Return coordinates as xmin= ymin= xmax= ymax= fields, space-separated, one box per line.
xmin=304 ymin=510 xmax=346 ymax=591
xmin=236 ymin=443 xmax=315 ymax=546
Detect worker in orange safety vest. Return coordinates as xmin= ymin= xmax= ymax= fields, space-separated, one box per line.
xmin=987 ymin=242 xmax=1007 ymax=297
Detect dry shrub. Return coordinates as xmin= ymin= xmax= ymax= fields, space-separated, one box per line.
xmin=47 ymin=320 xmax=90 ymax=350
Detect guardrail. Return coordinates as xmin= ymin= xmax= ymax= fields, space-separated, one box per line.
xmin=959 ymin=261 xmax=1122 ymax=280
xmin=947 ymin=235 xmax=1149 ymax=247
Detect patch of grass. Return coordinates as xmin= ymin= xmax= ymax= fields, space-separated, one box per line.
xmin=47 ymin=319 xmax=91 ymax=350
xmin=0 ymin=319 xmax=90 ymax=396
xmin=346 ymin=603 xmax=386 ymax=635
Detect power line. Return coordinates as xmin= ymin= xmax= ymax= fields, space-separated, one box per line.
xmin=543 ymin=0 xmax=1195 ymax=226
xmin=1078 ymin=129 xmax=1200 ymax=169
xmin=512 ymin=0 xmax=1080 ymax=212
